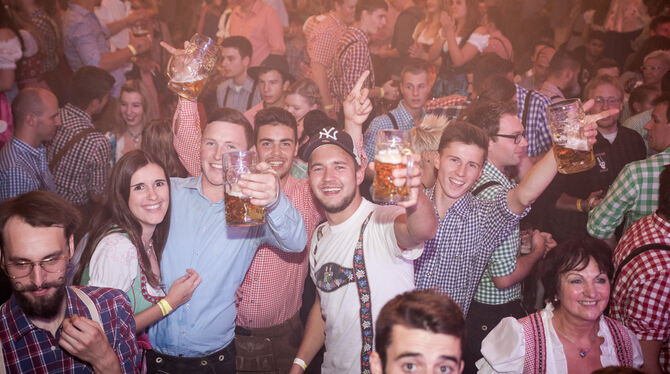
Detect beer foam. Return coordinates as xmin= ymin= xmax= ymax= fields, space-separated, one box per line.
xmin=375 ymin=149 xmax=406 ymax=164
xmin=564 ymin=136 xmax=589 ymax=151
xmin=171 ymin=72 xmax=204 ymax=84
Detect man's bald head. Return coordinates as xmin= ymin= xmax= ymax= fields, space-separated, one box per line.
xmin=11 ymin=88 xmax=55 ymax=129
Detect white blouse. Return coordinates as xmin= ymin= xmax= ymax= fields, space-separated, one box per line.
xmin=476 ymin=304 xmax=643 ymax=374
xmin=87 ymin=233 xmax=164 ymax=297
xmin=442 ymin=33 xmax=489 ymax=53
xmin=0 ymin=36 xmax=22 ymax=70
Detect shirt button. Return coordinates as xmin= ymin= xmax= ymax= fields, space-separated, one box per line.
xmin=201 ymin=226 xmax=207 ymax=232
xmin=51 ymin=346 xmax=56 ymax=351
xmin=253 ymin=277 xmax=259 ymax=281
xmin=250 ymin=300 xmax=255 ymax=304
xmin=195 ymin=252 xmax=199 ymax=256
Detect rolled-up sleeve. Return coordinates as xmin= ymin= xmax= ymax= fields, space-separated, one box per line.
xmin=263 ymin=192 xmax=307 ymax=252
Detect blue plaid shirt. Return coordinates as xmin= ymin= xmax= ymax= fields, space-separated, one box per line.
xmin=0 ymin=137 xmax=56 ymax=202
xmin=414 ymin=188 xmax=527 ymax=315
xmin=0 ymin=286 xmax=140 ymax=373
xmin=516 ymin=84 xmax=553 ymax=157
xmin=363 ymin=100 xmax=424 ymax=161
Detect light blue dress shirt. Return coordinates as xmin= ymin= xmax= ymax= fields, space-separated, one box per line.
xmin=148 ymin=176 xmax=307 ymax=357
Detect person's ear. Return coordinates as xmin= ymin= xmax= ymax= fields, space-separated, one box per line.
xmin=283 ymin=80 xmax=290 ymax=91
xmin=370 ymin=351 xmax=383 ymax=374
xmin=67 ymin=235 xmax=75 ymax=259
xmin=242 ymin=55 xmax=250 ymax=68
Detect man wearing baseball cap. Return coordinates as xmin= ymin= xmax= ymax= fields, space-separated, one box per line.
xmin=289 ymin=72 xmax=438 ymax=374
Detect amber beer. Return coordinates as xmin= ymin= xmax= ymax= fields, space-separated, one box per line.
xmin=547 ymin=99 xmax=596 ymax=174
xmin=168 ymin=77 xmax=206 ymax=100
xmin=373 ymin=151 xmax=410 ymax=204
xmin=554 ymin=142 xmax=596 ymax=174
xmin=224 ymin=190 xmax=265 ymax=226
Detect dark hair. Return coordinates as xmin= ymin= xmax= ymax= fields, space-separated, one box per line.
xmin=658 ymin=165 xmax=670 ymax=217
xmin=437 ymin=120 xmax=489 ymax=161
xmin=472 ymin=53 xmax=514 ymax=91
xmin=221 ymin=36 xmax=253 ymax=60
xmin=11 ymin=88 xmax=46 ymax=126
xmin=476 ymin=75 xmax=516 ymax=101
xmin=663 ymin=70 xmax=670 ymax=93
xmin=355 ymin=0 xmax=387 ymax=21
xmin=587 ymin=30 xmax=606 ymax=42
xmin=650 ymin=15 xmax=670 ymax=34
xmin=401 ymin=58 xmax=432 ymax=78
xmin=0 ymin=191 xmax=81 ymax=251
xmin=207 ymin=107 xmax=254 ymax=149
xmin=375 ymin=290 xmax=465 ymax=365
xmin=629 ymin=84 xmax=660 ymax=113
xmin=73 ymin=151 xmax=171 ymax=287
xmin=547 ymin=49 xmax=580 ymax=77
xmin=253 ymin=107 xmax=298 ymax=143
xmin=459 ymin=99 xmax=517 ymax=139
xmin=623 ymin=36 xmax=670 ymax=73
xmin=141 ymin=119 xmax=189 ymax=178
xmin=69 ymin=66 xmax=115 ymax=110
xmin=0 ymin=4 xmax=23 ymax=51
xmin=453 ymin=0 xmax=481 ymax=39
xmin=652 ymin=93 xmax=670 ymax=124
xmin=593 ymin=58 xmax=619 ymax=73
xmin=541 ymin=237 xmax=614 ymax=308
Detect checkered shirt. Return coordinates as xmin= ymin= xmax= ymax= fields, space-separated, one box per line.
xmin=587 ymin=148 xmax=670 ymax=239
xmin=424 ymin=95 xmax=470 ymax=122
xmin=363 ymin=101 xmax=424 ymax=161
xmin=515 ymin=84 xmax=553 ymax=157
xmin=47 ymin=104 xmax=111 ymax=206
xmin=29 ymin=7 xmax=59 ymax=72
xmin=328 ymin=26 xmax=375 ymax=111
xmin=414 ymin=187 xmax=528 ymax=315
xmin=0 ymin=137 xmax=57 ymax=202
xmin=305 ymin=12 xmax=346 ymax=68
xmin=611 ymin=213 xmax=670 ymax=371
xmin=0 ymin=286 xmax=140 ymax=373
xmin=236 ymin=176 xmax=325 ymax=328
xmin=472 ymin=162 xmax=521 ymax=305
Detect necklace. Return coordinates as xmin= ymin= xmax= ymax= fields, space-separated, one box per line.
xmin=553 ymin=322 xmax=594 ymax=358
xmin=136 ymin=240 xmax=163 ymax=304
xmin=126 ymin=128 xmax=142 ymax=145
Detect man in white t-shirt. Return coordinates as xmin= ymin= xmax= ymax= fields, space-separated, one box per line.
xmin=289 ymin=73 xmax=438 ymax=374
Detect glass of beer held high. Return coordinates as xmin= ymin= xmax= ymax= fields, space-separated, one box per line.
xmin=167 ymin=33 xmax=221 ymax=100
xmin=223 ymin=151 xmax=266 ymax=226
xmin=373 ymin=129 xmax=414 ymax=204
xmin=547 ymin=99 xmax=596 ymax=174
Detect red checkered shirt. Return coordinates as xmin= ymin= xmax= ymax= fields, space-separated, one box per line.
xmin=171 ymin=98 xmax=326 ymax=328
xmin=611 ymin=212 xmax=670 ymax=372
xmin=305 ymin=12 xmax=346 ymax=68
xmin=328 ymin=26 xmax=375 ymax=111
xmin=47 ymin=103 xmax=111 ymax=206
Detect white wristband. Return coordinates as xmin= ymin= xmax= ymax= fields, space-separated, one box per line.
xmin=293 ymin=358 xmax=307 ymax=370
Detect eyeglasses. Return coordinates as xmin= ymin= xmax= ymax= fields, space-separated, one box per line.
xmin=593 ymin=96 xmax=622 ymax=106
xmin=4 ymin=256 xmax=68 ymax=279
xmin=495 ymin=133 xmax=525 ymax=144
xmin=641 ymin=66 xmax=664 ymax=72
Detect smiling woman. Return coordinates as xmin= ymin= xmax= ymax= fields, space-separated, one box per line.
xmin=477 ymin=237 xmax=644 ymax=374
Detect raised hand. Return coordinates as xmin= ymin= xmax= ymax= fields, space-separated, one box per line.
xmin=343 ymin=70 xmax=373 ymax=128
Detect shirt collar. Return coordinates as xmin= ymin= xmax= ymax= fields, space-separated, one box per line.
xmin=69 ymin=3 xmax=92 ymax=17
xmin=64 ymin=103 xmax=93 ymax=123
xmin=183 ymin=174 xmax=204 ymax=190
xmin=5 ymin=288 xmax=78 ymax=342
xmin=350 ymin=26 xmax=370 ymax=45
xmin=395 ymin=100 xmax=425 ymax=123
xmin=11 ymin=137 xmax=45 ymax=158
xmin=479 ymin=161 xmax=513 ymax=188
xmin=427 ymin=185 xmax=475 ymax=220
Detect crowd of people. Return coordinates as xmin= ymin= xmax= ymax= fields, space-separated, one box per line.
xmin=0 ymin=0 xmax=669 ymax=373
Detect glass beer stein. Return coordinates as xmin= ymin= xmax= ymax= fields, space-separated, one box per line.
xmin=223 ymin=151 xmax=266 ymax=226
xmin=546 ymin=99 xmax=596 ymax=174
xmin=167 ymin=33 xmax=221 ymax=100
xmin=373 ymin=129 xmax=414 ymax=204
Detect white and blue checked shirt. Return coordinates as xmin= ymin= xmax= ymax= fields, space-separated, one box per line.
xmin=414 ymin=187 xmax=528 ymax=315
xmin=363 ymin=100 xmax=425 ymax=161
xmin=0 ymin=137 xmax=56 ymax=202
xmin=516 ymin=84 xmax=553 ymax=158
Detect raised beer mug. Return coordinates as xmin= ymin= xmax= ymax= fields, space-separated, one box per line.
xmin=546 ymin=99 xmax=596 ymax=174
xmin=223 ymin=150 xmax=266 ymax=226
xmin=373 ymin=129 xmax=414 ymax=204
xmin=167 ymin=33 xmax=221 ymax=100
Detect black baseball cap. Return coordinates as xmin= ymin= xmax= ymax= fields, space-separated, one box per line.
xmin=301 ymin=126 xmax=361 ymax=166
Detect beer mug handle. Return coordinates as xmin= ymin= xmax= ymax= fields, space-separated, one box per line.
xmin=405 ymin=155 xmax=414 ymax=190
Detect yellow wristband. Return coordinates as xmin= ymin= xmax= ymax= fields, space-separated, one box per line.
xmin=576 ymin=199 xmax=583 ymax=212
xmin=128 ymin=44 xmax=138 ymax=56
xmin=157 ymin=299 xmax=173 ymax=316
xmin=324 ymin=104 xmax=334 ymax=110
xmin=380 ymin=87 xmax=385 ymax=98
xmin=293 ymin=358 xmax=307 ymax=370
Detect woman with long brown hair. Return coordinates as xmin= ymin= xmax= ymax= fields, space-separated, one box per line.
xmin=73 ymin=150 xmax=200 ymax=339
xmin=141 ymin=119 xmax=189 ymax=178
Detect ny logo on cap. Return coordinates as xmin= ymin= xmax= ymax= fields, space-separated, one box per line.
xmin=319 ymin=127 xmax=338 ymax=141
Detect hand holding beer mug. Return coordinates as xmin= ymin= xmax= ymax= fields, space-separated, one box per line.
xmin=547 ymin=99 xmax=596 ymax=174
xmin=164 ymin=33 xmax=221 ymax=100
xmin=223 ymin=151 xmax=267 ymax=226
xmin=373 ymin=129 xmax=414 ymax=204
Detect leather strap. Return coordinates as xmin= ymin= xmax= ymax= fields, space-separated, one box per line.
xmin=49 ymin=128 xmax=96 ymax=172
xmin=521 ymin=90 xmax=533 ymax=129
xmin=613 ymin=243 xmax=670 ymax=287
xmin=472 ymin=180 xmax=501 ymax=197
xmin=386 ymin=113 xmax=399 ymax=130
xmin=70 ymin=286 xmax=103 ymax=329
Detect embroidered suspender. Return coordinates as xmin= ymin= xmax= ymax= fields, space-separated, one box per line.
xmin=354 ymin=212 xmax=374 ymax=374
xmin=604 ymin=316 xmax=634 ymax=366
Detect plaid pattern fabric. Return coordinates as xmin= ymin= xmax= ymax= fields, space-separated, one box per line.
xmin=425 ymin=96 xmax=471 ymax=122
xmin=515 ymin=85 xmax=553 ymax=157
xmin=472 ymin=162 xmax=521 ymax=304
xmin=305 ymin=12 xmax=346 ymax=68
xmin=0 ymin=286 xmax=140 ymax=373
xmin=0 ymin=137 xmax=57 ymax=202
xmin=587 ymin=148 xmax=670 ymax=239
xmin=328 ymin=26 xmax=375 ymax=111
xmin=172 ymin=98 xmax=202 ymax=177
xmin=611 ymin=213 xmax=670 ymax=371
xmin=29 ymin=7 xmax=59 ymax=72
xmin=363 ymin=101 xmax=423 ymax=161
xmin=236 ymin=177 xmax=324 ymax=328
xmin=47 ymin=104 xmax=111 ymax=206
xmin=414 ymin=188 xmax=527 ymax=315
